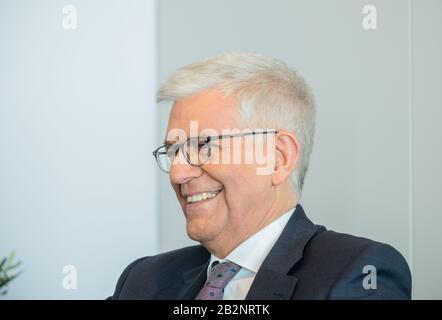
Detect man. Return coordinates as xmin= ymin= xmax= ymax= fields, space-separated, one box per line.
xmin=110 ymin=52 xmax=411 ymax=300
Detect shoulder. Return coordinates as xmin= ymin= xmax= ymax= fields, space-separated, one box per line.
xmin=308 ymin=229 xmax=409 ymax=270
xmin=110 ymin=245 xmax=209 ymax=299
xmin=299 ymin=229 xmax=412 ymax=299
xmin=132 ymin=245 xmax=209 ymax=269
xmin=308 ymin=229 xmax=399 ymax=258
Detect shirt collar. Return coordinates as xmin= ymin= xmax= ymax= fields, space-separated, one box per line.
xmin=208 ymin=206 xmax=296 ymax=275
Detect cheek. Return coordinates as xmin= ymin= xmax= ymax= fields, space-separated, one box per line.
xmin=215 ymin=167 xmax=252 ymax=204
xmin=204 ymin=162 xmax=270 ymax=210
xmin=226 ymin=167 xmax=271 ymax=203
xmin=172 ymin=185 xmax=185 ymax=207
xmin=172 ymin=184 xmax=179 ymax=197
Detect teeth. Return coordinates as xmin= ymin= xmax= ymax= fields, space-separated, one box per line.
xmin=186 ymin=191 xmax=219 ymax=204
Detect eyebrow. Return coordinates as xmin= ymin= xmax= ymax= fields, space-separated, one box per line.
xmin=163 ymin=139 xmax=176 ymax=146
xmin=163 ymin=136 xmax=211 ymax=146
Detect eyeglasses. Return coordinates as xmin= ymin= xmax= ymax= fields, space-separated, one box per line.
xmin=152 ymin=130 xmax=278 ymax=173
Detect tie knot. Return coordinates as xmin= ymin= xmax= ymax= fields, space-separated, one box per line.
xmin=206 ymin=261 xmax=241 ymax=289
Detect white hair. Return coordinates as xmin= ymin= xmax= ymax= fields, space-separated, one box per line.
xmin=157 ymin=52 xmax=316 ymax=198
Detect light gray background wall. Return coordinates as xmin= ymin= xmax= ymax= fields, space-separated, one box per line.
xmin=157 ymin=0 xmax=442 ymax=299
xmin=1 ymin=0 xmax=441 ymax=300
xmin=412 ymin=0 xmax=442 ymax=300
xmin=0 ymin=0 xmax=158 ymax=298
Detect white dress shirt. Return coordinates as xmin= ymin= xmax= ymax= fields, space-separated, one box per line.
xmin=206 ymin=206 xmax=296 ymax=300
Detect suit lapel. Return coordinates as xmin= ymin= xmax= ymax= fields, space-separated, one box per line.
xmin=245 ymin=204 xmax=321 ymax=300
xmin=245 ymin=268 xmax=299 ymax=300
xmin=174 ymin=256 xmax=210 ymax=299
xmin=167 ymin=204 xmax=320 ymax=300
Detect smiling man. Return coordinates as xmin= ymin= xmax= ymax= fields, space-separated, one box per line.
xmin=110 ymin=52 xmax=411 ymax=300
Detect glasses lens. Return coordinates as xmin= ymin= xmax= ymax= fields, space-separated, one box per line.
xmin=155 ymin=146 xmax=173 ymax=173
xmin=183 ymin=137 xmax=211 ymax=166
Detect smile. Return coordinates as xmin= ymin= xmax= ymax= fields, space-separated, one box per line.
xmin=186 ymin=190 xmax=221 ymax=204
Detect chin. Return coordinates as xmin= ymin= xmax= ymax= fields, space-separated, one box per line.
xmin=186 ymin=227 xmax=207 ymax=242
xmin=186 ymin=223 xmax=216 ymax=243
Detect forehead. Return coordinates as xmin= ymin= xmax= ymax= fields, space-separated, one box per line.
xmin=166 ymin=89 xmax=241 ymax=135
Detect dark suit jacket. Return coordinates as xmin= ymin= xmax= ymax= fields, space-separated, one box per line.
xmin=110 ymin=204 xmax=412 ymax=300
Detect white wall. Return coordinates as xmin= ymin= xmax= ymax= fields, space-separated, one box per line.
xmin=0 ymin=0 xmax=158 ymax=299
xmin=157 ymin=0 xmax=442 ymax=299
xmin=1 ymin=0 xmax=441 ymax=300
xmin=412 ymin=0 xmax=442 ymax=300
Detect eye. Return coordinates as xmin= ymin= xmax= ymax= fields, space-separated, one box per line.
xmin=167 ymin=144 xmax=180 ymax=157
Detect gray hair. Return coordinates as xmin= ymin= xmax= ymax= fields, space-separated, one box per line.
xmin=157 ymin=52 xmax=316 ymax=197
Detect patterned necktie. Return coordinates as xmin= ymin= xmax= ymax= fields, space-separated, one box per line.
xmin=195 ymin=260 xmax=241 ymax=300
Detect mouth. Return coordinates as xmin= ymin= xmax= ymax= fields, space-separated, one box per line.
xmin=185 ymin=189 xmax=222 ymax=205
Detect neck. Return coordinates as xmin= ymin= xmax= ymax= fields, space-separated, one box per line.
xmin=204 ymin=184 xmax=298 ymax=258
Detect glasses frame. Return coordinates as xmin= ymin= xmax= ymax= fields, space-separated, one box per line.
xmin=152 ymin=129 xmax=279 ymax=173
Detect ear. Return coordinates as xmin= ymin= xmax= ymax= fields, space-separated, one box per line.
xmin=272 ymin=131 xmax=300 ymax=186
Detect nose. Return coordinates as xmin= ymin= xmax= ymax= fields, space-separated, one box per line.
xmin=169 ymin=148 xmax=202 ymax=184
